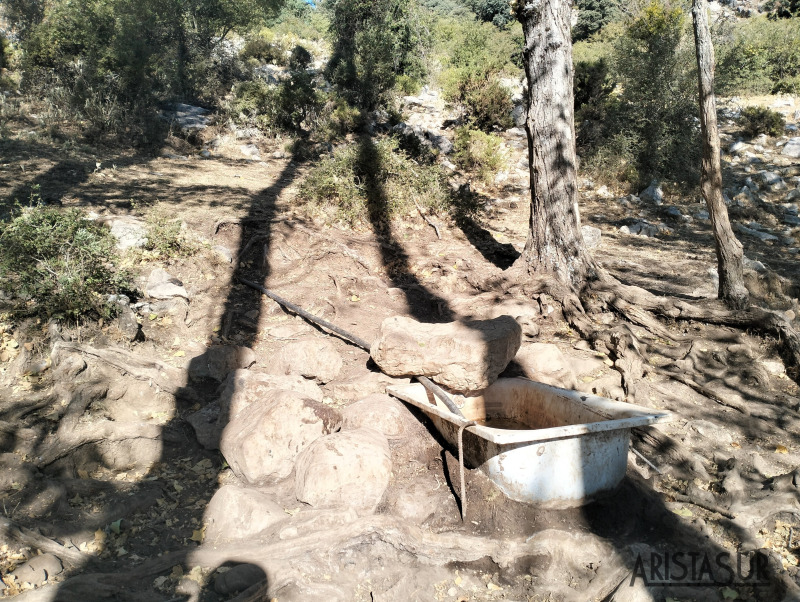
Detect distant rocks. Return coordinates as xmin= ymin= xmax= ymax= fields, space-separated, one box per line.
xmin=783 ymin=137 xmax=800 ymax=158
xmin=161 ymin=103 xmax=211 ymax=133
xmin=639 ymin=181 xmax=664 ymax=206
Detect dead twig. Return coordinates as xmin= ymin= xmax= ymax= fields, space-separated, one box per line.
xmin=0 ymin=517 xmax=88 ymax=567
xmin=414 ymin=201 xmax=441 ymax=239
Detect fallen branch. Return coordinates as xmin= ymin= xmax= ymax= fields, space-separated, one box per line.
xmin=414 ymin=201 xmax=441 ymax=239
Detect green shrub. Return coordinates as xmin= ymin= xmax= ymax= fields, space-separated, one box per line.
xmin=453 ymin=126 xmax=507 ymax=184
xmin=316 ymin=95 xmax=363 ymax=141
xmin=0 ymin=205 xmax=130 ymax=320
xmin=325 ymin=0 xmax=429 ymax=110
xmin=573 ymin=0 xmax=618 ymax=42
xmin=300 ymin=137 xmax=451 ymax=226
xmin=436 ymin=17 xmax=520 ymax=131
xmin=231 ymin=70 xmax=323 ymax=134
xmin=608 ymin=0 xmax=699 ymax=184
xmin=737 ymin=106 xmax=786 ymax=137
xmin=716 ymin=17 xmax=800 ymax=95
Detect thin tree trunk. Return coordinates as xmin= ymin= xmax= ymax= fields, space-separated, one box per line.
xmin=515 ymin=0 xmax=591 ymax=289
xmin=691 ymin=0 xmax=749 ymax=309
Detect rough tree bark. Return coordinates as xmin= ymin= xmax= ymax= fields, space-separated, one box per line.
xmin=691 ymin=0 xmax=749 ymax=309
xmin=514 ymin=0 xmax=592 ymax=289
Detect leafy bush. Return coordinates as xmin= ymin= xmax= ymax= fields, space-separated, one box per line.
xmin=436 ymin=18 xmax=520 ymax=131
xmin=325 ymin=0 xmax=429 ymax=110
xmin=737 ymin=106 xmax=786 ymax=137
xmin=573 ymin=0 xmax=618 ymax=42
xmin=607 ymin=0 xmax=699 ymax=183
xmin=453 ymin=126 xmax=507 ymax=184
xmin=716 ymin=17 xmax=800 ymax=95
xmin=0 ymin=205 xmax=130 ymax=320
xmin=300 ymin=137 xmax=451 ymax=226
xmin=465 ymin=0 xmax=512 ymax=28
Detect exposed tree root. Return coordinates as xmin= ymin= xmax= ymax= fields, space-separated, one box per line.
xmin=0 ymin=517 xmax=88 ymax=568
xmin=35 ymin=421 xmax=162 ymax=468
xmin=51 ymin=342 xmax=191 ymax=399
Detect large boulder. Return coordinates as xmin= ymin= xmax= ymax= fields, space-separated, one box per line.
xmin=294 ymin=428 xmax=392 ymax=514
xmin=510 ymin=343 xmax=578 ymax=389
xmin=204 ymin=485 xmax=285 ymax=543
xmin=268 ymin=338 xmax=343 ymax=384
xmin=186 ymin=371 xmax=323 ymax=449
xmin=220 ymin=391 xmax=342 ymax=484
xmin=340 ymin=394 xmax=416 ymax=441
xmin=370 ymin=316 xmax=522 ymax=392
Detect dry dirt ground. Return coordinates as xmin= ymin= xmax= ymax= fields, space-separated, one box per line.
xmin=0 ymin=96 xmax=800 ymax=602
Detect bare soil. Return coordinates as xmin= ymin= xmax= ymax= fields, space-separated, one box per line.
xmin=1 ymin=97 xmax=799 ymax=602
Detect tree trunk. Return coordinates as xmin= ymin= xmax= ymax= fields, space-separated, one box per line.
xmin=514 ymin=0 xmax=591 ymax=289
xmin=691 ymin=0 xmax=749 ymax=309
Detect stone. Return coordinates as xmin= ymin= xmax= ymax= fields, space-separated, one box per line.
xmin=639 ymin=181 xmax=664 ymax=205
xmin=665 ymin=206 xmax=683 ymax=218
xmin=508 ymin=343 xmax=578 ymax=389
xmin=781 ymin=137 xmax=800 ymax=158
xmin=294 ymin=427 xmax=391 ymax=514
xmin=742 ymin=256 xmax=766 ymax=272
xmin=268 ymin=338 xmax=343 ymax=384
xmin=341 ymin=394 xmax=415 ymax=440
xmin=694 ymin=210 xmax=710 ymax=220
xmin=786 ymin=189 xmax=800 ymax=202
xmin=108 ymin=294 xmax=141 ymax=341
xmin=213 ymin=245 xmax=233 ymax=263
xmin=595 ymin=185 xmax=613 ymax=199
xmin=370 ymin=315 xmax=522 ymax=392
xmin=240 ymin=144 xmax=261 ymax=159
xmin=328 ymin=369 xmax=410 ymax=402
xmin=511 ymin=104 xmax=526 ymax=127
xmin=103 ymin=217 xmax=147 ymax=250
xmin=220 ymin=390 xmax=342 ymax=483
xmin=187 ymin=370 xmax=324 ymax=449
xmin=761 ymin=359 xmax=786 ymax=376
xmin=729 ymin=141 xmax=747 ymax=154
xmin=188 ymin=346 xmax=256 ymax=382
xmin=146 ymin=268 xmax=189 ymax=300
xmin=735 ymin=223 xmax=779 ymax=242
xmin=215 ymin=564 xmax=267 ymax=595
xmin=692 ymin=420 xmax=732 ymax=444
xmin=618 ymin=225 xmax=631 ymax=235
xmin=162 ymin=103 xmax=211 ymax=132
xmin=11 ymin=553 xmax=63 ymax=586
xmin=203 ymin=485 xmax=285 ymax=543
xmin=581 ymin=225 xmax=601 ymax=249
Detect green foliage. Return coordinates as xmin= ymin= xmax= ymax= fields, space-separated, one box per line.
xmin=300 ymin=137 xmax=451 ymax=226
xmin=574 ymin=57 xmax=613 ymax=111
xmin=0 ymin=204 xmax=130 ymax=320
xmin=716 ymin=16 xmax=800 ymax=95
xmin=325 ymin=0 xmax=430 ymax=110
xmin=416 ymin=0 xmax=474 ymax=19
xmin=764 ymin=0 xmax=800 ymax=18
xmin=231 ymin=68 xmax=324 ymax=134
xmin=606 ymin=0 xmax=698 ymax=183
xmin=453 ymin=126 xmax=507 ymax=184
xmin=464 ymin=0 xmax=512 ymax=28
xmin=436 ymin=18 xmax=520 ymax=131
xmin=737 ymin=106 xmax=786 ymax=137
xmin=14 ymin=0 xmax=281 ymax=141
xmin=573 ymin=0 xmax=618 ymax=42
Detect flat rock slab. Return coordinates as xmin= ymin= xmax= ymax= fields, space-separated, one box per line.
xmin=187 ymin=370 xmax=323 ymax=449
xmin=268 ymin=338 xmax=343 ymax=384
xmin=220 ymin=390 xmax=342 ymax=484
xmin=146 ymin=268 xmax=190 ymax=300
xmin=782 ymin=137 xmax=800 ymax=158
xmin=370 ymin=315 xmax=522 ymax=392
xmin=204 ymin=485 xmax=285 ymax=543
xmin=295 ymin=427 xmax=391 ymax=514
